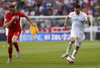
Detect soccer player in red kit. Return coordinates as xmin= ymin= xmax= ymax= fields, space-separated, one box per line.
xmin=4 ymin=5 xmax=36 ymax=63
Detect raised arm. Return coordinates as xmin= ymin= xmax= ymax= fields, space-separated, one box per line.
xmin=64 ymin=16 xmax=70 ymax=29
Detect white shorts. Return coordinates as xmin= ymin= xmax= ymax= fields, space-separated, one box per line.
xmin=70 ymin=31 xmax=84 ymax=47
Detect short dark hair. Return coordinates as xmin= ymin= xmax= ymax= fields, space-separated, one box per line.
xmin=74 ymin=4 xmax=80 ymax=8
xmin=9 ymin=5 xmax=15 ymax=8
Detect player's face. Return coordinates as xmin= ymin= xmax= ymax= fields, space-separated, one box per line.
xmin=10 ymin=7 xmax=17 ymax=15
xmin=74 ymin=8 xmax=80 ymax=15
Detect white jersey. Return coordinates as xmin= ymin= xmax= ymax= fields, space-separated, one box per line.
xmin=69 ymin=11 xmax=87 ymax=34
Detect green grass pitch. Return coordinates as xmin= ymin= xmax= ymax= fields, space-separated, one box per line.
xmin=0 ymin=41 xmax=100 ymax=68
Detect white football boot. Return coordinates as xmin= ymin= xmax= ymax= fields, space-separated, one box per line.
xmin=7 ymin=58 xmax=13 ymax=63
xmin=17 ymin=51 xmax=20 ymax=58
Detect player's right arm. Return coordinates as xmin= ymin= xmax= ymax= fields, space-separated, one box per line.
xmin=4 ymin=14 xmax=16 ymax=28
xmin=64 ymin=12 xmax=72 ymax=29
xmin=25 ymin=15 xmax=36 ymax=27
xmin=64 ymin=16 xmax=70 ymax=29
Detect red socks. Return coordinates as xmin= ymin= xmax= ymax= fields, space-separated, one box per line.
xmin=13 ymin=42 xmax=19 ymax=51
xmin=8 ymin=42 xmax=19 ymax=58
xmin=8 ymin=46 xmax=12 ymax=58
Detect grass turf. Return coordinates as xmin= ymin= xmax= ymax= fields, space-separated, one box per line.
xmin=0 ymin=41 xmax=100 ymax=68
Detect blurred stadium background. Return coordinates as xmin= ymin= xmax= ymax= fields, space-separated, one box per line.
xmin=0 ymin=0 xmax=100 ymax=68
xmin=0 ymin=0 xmax=100 ymax=41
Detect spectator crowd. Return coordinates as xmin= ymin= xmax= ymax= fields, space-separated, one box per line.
xmin=0 ymin=0 xmax=100 ymax=27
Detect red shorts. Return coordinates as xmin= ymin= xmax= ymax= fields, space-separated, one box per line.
xmin=7 ymin=29 xmax=21 ymax=43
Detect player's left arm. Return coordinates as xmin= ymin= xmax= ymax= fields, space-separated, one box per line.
xmin=84 ymin=13 xmax=91 ymax=26
xmin=25 ymin=15 xmax=36 ymax=27
xmin=87 ymin=16 xmax=91 ymax=26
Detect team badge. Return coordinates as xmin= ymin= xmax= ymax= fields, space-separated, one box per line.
xmin=16 ymin=15 xmax=19 ymax=19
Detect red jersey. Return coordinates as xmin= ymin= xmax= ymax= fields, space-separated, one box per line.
xmin=5 ymin=11 xmax=25 ymax=31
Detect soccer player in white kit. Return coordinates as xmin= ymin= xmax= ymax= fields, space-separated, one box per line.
xmin=61 ymin=5 xmax=91 ymax=59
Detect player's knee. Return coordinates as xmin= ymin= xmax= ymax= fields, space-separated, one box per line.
xmin=12 ymin=36 xmax=18 ymax=43
xmin=71 ymin=37 xmax=75 ymax=43
xmin=12 ymin=40 xmax=17 ymax=43
xmin=71 ymin=40 xmax=75 ymax=43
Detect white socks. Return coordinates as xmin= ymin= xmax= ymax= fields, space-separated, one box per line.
xmin=65 ymin=42 xmax=78 ymax=57
xmin=66 ymin=42 xmax=73 ymax=54
xmin=72 ymin=49 xmax=78 ymax=57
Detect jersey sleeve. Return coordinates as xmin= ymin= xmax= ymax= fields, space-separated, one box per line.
xmin=84 ymin=13 xmax=88 ymax=21
xmin=5 ymin=14 xmax=10 ymax=24
xmin=18 ymin=12 xmax=25 ymax=17
xmin=68 ymin=12 xmax=73 ymax=18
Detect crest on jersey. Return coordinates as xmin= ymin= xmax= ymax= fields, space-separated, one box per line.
xmin=16 ymin=15 xmax=19 ymax=19
xmin=5 ymin=19 xmax=7 ymax=21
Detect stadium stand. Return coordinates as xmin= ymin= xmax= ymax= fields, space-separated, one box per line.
xmin=0 ymin=0 xmax=100 ymax=28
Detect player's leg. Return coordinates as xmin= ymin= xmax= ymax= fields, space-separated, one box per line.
xmin=72 ymin=45 xmax=79 ymax=57
xmin=7 ymin=43 xmax=13 ymax=63
xmin=31 ymin=34 xmax=34 ymax=41
xmin=12 ymin=35 xmax=20 ymax=58
xmin=66 ymin=37 xmax=75 ymax=54
xmin=30 ymin=30 xmax=34 ymax=41
xmin=61 ymin=37 xmax=75 ymax=59
xmin=13 ymin=42 xmax=20 ymax=58
xmin=12 ymin=30 xmax=21 ymax=58
xmin=12 ymin=35 xmax=18 ymax=43
xmin=12 ymin=35 xmax=19 ymax=51
xmin=13 ymin=42 xmax=19 ymax=51
xmin=33 ymin=34 xmax=36 ymax=41
xmin=72 ymin=37 xmax=82 ymax=57
xmin=7 ymin=31 xmax=13 ymax=63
